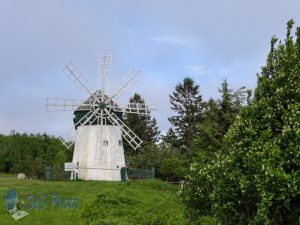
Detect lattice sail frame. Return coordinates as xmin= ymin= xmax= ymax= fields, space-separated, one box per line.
xmin=46 ymin=54 xmax=155 ymax=150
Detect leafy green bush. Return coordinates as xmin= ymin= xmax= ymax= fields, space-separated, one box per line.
xmin=182 ymin=20 xmax=300 ymax=224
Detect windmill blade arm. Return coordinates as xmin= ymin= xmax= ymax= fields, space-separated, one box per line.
xmin=113 ymin=103 xmax=155 ymax=115
xmin=59 ymin=109 xmax=100 ymax=148
xmin=105 ymin=108 xmax=142 ymax=150
xmin=74 ymin=108 xmax=100 ymax=128
xmin=64 ymin=61 xmax=94 ymax=96
xmin=59 ymin=137 xmax=74 ymax=149
xmin=99 ymin=54 xmax=112 ymax=101
xmin=59 ymin=129 xmax=76 ymax=149
xmin=45 ymin=98 xmax=95 ymax=111
xmin=105 ymin=70 xmax=142 ymax=104
xmin=59 ymin=110 xmax=94 ymax=148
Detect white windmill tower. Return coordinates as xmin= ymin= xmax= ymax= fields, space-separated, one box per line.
xmin=46 ymin=54 xmax=154 ymax=181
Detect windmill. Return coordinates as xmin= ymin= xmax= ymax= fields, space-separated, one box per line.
xmin=46 ymin=54 xmax=154 ymax=181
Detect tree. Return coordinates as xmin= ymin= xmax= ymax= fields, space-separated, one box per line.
xmin=123 ymin=93 xmax=160 ymax=155
xmin=192 ymin=98 xmax=222 ymax=154
xmin=161 ymin=128 xmax=180 ymax=149
xmin=127 ymin=143 xmax=187 ymax=181
xmin=217 ymin=79 xmax=247 ymax=135
xmin=168 ymin=77 xmax=203 ymax=151
xmin=193 ymin=80 xmax=249 ymax=154
xmin=183 ymin=20 xmax=300 ymax=224
xmin=0 ymin=131 xmax=72 ymax=178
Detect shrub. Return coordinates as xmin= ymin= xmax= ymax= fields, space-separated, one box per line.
xmin=182 ymin=20 xmax=300 ymax=224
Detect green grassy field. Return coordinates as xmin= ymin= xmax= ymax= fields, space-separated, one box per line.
xmin=0 ymin=174 xmax=187 ymax=225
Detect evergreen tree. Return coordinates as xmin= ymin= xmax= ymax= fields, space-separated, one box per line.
xmin=123 ymin=93 xmax=160 ymax=155
xmin=193 ymin=98 xmax=222 ymax=154
xmin=192 ymin=80 xmax=249 ymax=156
xmin=146 ymin=117 xmax=160 ymax=143
xmin=217 ymin=78 xmax=249 ymax=136
xmin=168 ymin=77 xmax=203 ymax=151
xmin=161 ymin=128 xmax=180 ymax=149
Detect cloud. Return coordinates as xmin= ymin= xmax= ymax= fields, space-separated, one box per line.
xmin=1 ymin=0 xmax=300 ymax=137
xmin=150 ymin=36 xmax=196 ymax=47
xmin=185 ymin=65 xmax=229 ymax=77
xmin=185 ymin=65 xmax=207 ymax=77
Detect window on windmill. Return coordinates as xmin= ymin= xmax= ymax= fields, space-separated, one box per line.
xmin=103 ymin=141 xmax=108 ymax=146
xmin=118 ymin=140 xmax=123 ymax=146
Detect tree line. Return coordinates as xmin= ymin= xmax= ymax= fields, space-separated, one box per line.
xmin=0 ymin=132 xmax=73 ymax=178
xmin=124 ymin=78 xmax=250 ymax=182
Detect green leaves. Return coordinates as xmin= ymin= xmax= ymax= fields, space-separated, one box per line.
xmin=183 ymin=20 xmax=300 ymax=224
xmin=0 ymin=132 xmax=71 ymax=178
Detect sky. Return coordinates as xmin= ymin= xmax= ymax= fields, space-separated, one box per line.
xmin=0 ymin=0 xmax=300 ymax=137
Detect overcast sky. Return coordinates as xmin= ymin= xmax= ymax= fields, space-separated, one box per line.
xmin=1 ymin=0 xmax=300 ymax=137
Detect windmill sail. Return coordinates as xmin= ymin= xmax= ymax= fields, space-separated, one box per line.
xmin=46 ymin=55 xmax=155 ymax=181
xmin=105 ymin=108 xmax=142 ymax=150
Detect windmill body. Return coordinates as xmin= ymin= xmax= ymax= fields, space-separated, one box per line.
xmin=73 ymin=125 xmax=124 ymax=180
xmin=46 ymin=55 xmax=154 ymax=181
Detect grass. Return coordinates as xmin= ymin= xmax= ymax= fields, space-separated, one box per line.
xmin=0 ymin=174 xmax=187 ymax=225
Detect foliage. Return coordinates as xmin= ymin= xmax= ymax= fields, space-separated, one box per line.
xmin=192 ymin=98 xmax=222 ymax=154
xmin=159 ymin=79 xmax=248 ymax=183
xmin=123 ymin=93 xmax=160 ymax=155
xmin=168 ymin=77 xmax=204 ymax=150
xmin=161 ymin=128 xmax=179 ymax=148
xmin=0 ymin=131 xmax=73 ymax=178
xmin=193 ymin=216 xmax=220 ymax=225
xmin=217 ymin=79 xmax=250 ymax=135
xmin=127 ymin=143 xmax=187 ymax=181
xmin=193 ymin=80 xmax=250 ymax=156
xmin=182 ymin=20 xmax=300 ymax=224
